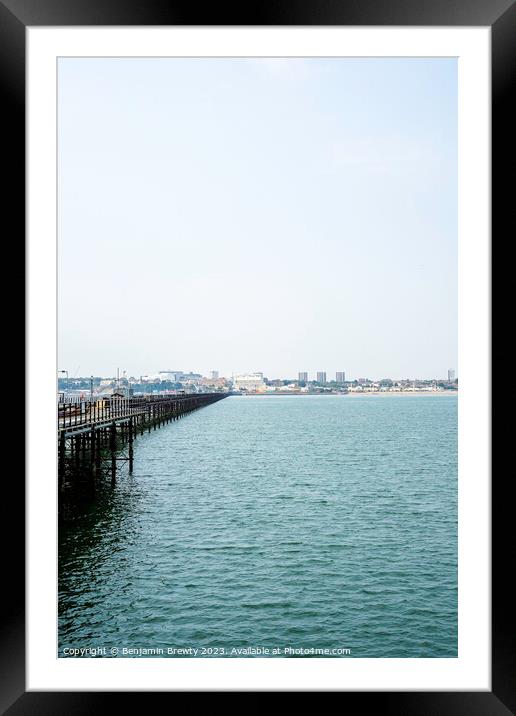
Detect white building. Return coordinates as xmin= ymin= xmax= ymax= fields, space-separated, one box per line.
xmin=233 ymin=372 xmax=265 ymax=391
xmin=158 ymin=371 xmax=177 ymax=381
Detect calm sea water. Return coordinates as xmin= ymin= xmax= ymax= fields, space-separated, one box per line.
xmin=58 ymin=395 xmax=457 ymax=658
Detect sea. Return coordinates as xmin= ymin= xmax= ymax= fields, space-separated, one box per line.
xmin=58 ymin=394 xmax=457 ymax=658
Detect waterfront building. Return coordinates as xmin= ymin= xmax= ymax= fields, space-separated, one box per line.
xmin=211 ymin=371 xmax=219 ymax=380
xmin=158 ymin=370 xmax=181 ymax=382
xmin=181 ymin=373 xmax=203 ymax=386
xmin=336 ymin=371 xmax=346 ymax=383
xmin=298 ymin=372 xmax=308 ymax=382
xmin=233 ymin=372 xmax=265 ymax=391
xmin=96 ymin=385 xmax=133 ymax=398
xmin=448 ymin=369 xmax=455 ymax=381
xmin=316 ymin=372 xmax=327 ymax=384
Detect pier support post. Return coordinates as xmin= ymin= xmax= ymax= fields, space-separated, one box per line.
xmin=128 ymin=417 xmax=134 ymax=474
xmin=110 ymin=421 xmax=117 ymax=483
xmin=91 ymin=426 xmax=96 ymax=476
xmin=75 ymin=435 xmax=81 ymax=476
xmin=58 ymin=432 xmax=66 ymax=490
xmin=95 ymin=427 xmax=101 ymax=473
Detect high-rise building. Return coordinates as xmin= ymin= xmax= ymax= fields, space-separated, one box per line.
xmin=448 ymin=369 xmax=455 ymax=382
xmin=298 ymin=372 xmax=308 ymax=382
xmin=316 ymin=371 xmax=327 ymax=384
xmin=336 ymin=371 xmax=346 ymax=383
xmin=211 ymin=371 xmax=219 ymax=380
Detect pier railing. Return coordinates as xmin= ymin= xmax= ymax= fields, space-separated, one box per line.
xmin=58 ymin=394 xmax=227 ymax=431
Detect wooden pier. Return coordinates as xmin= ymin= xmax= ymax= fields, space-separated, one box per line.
xmin=58 ymin=393 xmax=228 ymax=502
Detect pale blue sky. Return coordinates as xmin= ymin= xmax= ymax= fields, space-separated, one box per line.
xmin=58 ymin=57 xmax=457 ymax=380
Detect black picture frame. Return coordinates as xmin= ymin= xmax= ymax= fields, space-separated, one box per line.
xmin=4 ymin=0 xmax=510 ymax=710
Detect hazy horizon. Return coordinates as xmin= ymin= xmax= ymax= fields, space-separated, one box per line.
xmin=58 ymin=370 xmax=456 ymax=383
xmin=58 ymin=57 xmax=457 ymax=380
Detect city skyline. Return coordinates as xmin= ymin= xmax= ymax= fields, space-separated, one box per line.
xmin=58 ymin=366 xmax=457 ymax=382
xmin=58 ymin=57 xmax=457 ymax=379
xmin=58 ymin=367 xmax=458 ymax=398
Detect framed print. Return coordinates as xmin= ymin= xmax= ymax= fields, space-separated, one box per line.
xmin=3 ymin=0 xmax=512 ymax=710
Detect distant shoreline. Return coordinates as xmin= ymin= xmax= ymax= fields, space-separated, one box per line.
xmin=343 ymin=391 xmax=457 ymax=396
xmin=236 ymin=391 xmax=458 ymax=397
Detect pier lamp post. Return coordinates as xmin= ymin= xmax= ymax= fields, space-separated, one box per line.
xmin=59 ymin=370 xmax=68 ymax=391
xmin=90 ymin=375 xmax=94 ymax=399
